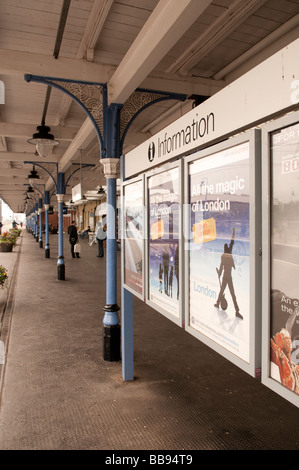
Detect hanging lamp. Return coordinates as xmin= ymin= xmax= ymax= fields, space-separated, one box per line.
xmin=97 ymin=186 xmax=105 ymax=195
xmin=28 ymin=124 xmax=59 ymax=158
xmin=27 ymin=165 xmax=40 ymax=180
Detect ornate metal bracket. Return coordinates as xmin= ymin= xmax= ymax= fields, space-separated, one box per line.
xmin=25 ymin=74 xmax=105 ymax=151
xmin=119 ymin=88 xmax=186 ymax=151
xmin=24 ymin=74 xmax=186 ymax=158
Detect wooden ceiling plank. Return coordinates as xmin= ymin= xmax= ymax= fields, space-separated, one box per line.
xmin=167 ymin=0 xmax=269 ymax=74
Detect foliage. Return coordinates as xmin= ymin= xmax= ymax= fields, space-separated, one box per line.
xmin=0 ymin=265 xmax=8 ymax=288
xmin=0 ymin=229 xmax=21 ymax=247
xmin=9 ymin=228 xmax=21 ymax=237
xmin=0 ymin=231 xmax=16 ymax=246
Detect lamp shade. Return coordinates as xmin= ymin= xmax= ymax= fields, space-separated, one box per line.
xmin=28 ymin=125 xmax=59 ymax=158
xmin=27 ymin=166 xmax=39 ymax=180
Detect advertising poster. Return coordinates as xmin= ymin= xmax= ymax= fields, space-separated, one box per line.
xmin=188 ymin=143 xmax=250 ymax=362
xmin=270 ymin=122 xmax=299 ymax=395
xmin=124 ymin=180 xmax=143 ymax=296
xmin=148 ymin=167 xmax=180 ymax=318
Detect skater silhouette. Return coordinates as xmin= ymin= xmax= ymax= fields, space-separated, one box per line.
xmin=214 ymin=227 xmax=243 ymax=319
xmin=162 ymin=248 xmax=170 ymax=295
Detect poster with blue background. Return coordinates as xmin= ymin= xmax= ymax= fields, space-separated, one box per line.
xmin=188 ymin=143 xmax=250 ymax=362
xmin=148 ymin=167 xmax=180 ymax=319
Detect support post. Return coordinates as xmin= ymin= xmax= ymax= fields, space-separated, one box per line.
xmin=35 ymin=205 xmax=38 ymax=241
xmin=56 ymin=172 xmax=65 ymax=280
xmin=38 ymin=197 xmax=43 ymax=248
xmin=101 ymin=158 xmax=120 ymax=362
xmin=121 ymin=287 xmax=134 ymax=380
xmin=120 ymin=154 xmax=134 ymax=380
xmin=44 ymin=191 xmax=50 ymax=258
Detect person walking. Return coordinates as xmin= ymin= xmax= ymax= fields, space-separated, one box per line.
xmin=68 ymin=220 xmax=79 ymax=258
xmin=96 ymin=216 xmax=107 ymax=258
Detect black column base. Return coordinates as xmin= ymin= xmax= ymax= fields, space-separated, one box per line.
xmin=103 ymin=324 xmax=121 ymax=362
xmin=57 ymin=263 xmax=65 ymax=280
xmin=39 ymin=240 xmax=43 ymax=248
xmin=45 ymin=247 xmax=50 ymax=258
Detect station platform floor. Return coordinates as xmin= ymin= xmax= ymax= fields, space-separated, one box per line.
xmin=0 ymin=229 xmax=298 ymax=452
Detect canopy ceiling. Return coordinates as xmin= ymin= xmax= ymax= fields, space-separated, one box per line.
xmin=0 ymin=0 xmax=298 ymax=212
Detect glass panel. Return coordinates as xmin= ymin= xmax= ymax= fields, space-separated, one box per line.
xmin=148 ymin=167 xmax=180 ymax=318
xmin=124 ymin=180 xmax=144 ymax=295
xmin=188 ymin=142 xmax=250 ymax=362
xmin=270 ymin=121 xmax=299 ymax=395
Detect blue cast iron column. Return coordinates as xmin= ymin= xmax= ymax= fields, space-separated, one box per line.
xmin=35 ymin=204 xmax=38 ymax=241
xmin=56 ymin=172 xmax=65 ymax=280
xmin=102 ymin=165 xmax=120 ymax=360
xmin=24 ymin=73 xmax=186 ymax=368
xmin=38 ymin=197 xmax=43 ymax=248
xmin=101 ymin=102 xmax=122 ymax=362
xmin=44 ymin=190 xmax=50 ymax=258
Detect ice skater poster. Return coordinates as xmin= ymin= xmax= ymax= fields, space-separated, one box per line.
xmin=188 ymin=142 xmax=250 ymax=362
xmin=148 ymin=167 xmax=180 ymax=319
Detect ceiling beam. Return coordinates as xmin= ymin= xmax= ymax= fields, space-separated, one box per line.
xmin=0 ymin=122 xmax=77 ymax=141
xmin=0 ymin=176 xmax=45 ymax=184
xmin=0 ymin=168 xmax=35 ymax=177
xmin=0 ymin=185 xmax=33 ymax=189
xmin=108 ymin=0 xmax=213 ymax=104
xmin=0 ymin=49 xmax=114 ymax=83
xmin=0 ymin=151 xmax=59 ymax=162
xmin=140 ymin=72 xmax=225 ymax=96
xmin=78 ymin=0 xmax=114 ymax=61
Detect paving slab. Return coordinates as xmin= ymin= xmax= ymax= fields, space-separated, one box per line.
xmin=0 ymin=230 xmax=298 ymax=451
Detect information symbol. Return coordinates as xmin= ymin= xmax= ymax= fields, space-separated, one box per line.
xmin=148 ymin=142 xmax=155 ymax=162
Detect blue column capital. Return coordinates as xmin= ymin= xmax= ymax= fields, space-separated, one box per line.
xmin=44 ymin=190 xmax=50 ymax=205
xmin=57 ymin=172 xmax=65 ymax=195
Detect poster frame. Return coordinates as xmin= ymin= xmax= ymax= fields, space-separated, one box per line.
xmin=184 ymin=129 xmax=262 ymax=377
xmin=122 ymin=174 xmax=145 ymax=301
xmin=261 ymin=110 xmax=299 ymax=407
xmin=145 ymin=159 xmax=184 ymax=327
